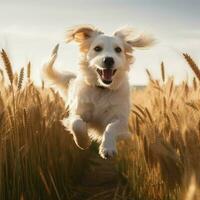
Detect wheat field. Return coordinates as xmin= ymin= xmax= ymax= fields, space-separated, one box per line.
xmin=0 ymin=50 xmax=200 ymax=200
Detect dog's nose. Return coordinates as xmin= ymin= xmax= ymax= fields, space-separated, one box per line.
xmin=103 ymin=57 xmax=114 ymax=68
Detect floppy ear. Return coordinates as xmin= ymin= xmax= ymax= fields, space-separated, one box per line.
xmin=66 ymin=24 xmax=103 ymax=43
xmin=114 ymin=26 xmax=155 ymax=48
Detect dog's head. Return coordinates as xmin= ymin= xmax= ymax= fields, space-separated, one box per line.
xmin=66 ymin=25 xmax=154 ymax=89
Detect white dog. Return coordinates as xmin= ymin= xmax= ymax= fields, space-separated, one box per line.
xmin=43 ymin=25 xmax=154 ymax=159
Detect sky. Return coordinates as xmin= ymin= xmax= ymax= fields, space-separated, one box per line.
xmin=0 ymin=0 xmax=200 ymax=85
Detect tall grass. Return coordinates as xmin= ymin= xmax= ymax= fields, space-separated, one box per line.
xmin=0 ymin=49 xmax=200 ymax=199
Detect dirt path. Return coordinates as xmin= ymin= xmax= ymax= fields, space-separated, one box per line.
xmin=77 ymin=153 xmax=120 ymax=200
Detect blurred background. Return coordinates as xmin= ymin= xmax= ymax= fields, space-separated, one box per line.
xmin=0 ymin=0 xmax=199 ymax=85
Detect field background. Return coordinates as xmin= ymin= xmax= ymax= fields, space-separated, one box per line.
xmin=0 ymin=50 xmax=200 ymax=200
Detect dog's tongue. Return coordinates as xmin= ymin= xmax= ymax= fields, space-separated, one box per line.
xmin=102 ymin=69 xmax=113 ymax=80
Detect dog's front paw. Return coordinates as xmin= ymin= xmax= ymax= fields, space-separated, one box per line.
xmin=99 ymin=144 xmax=117 ymax=159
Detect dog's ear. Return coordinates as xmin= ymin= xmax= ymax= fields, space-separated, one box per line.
xmin=114 ymin=26 xmax=155 ymax=48
xmin=66 ymin=24 xmax=103 ymax=43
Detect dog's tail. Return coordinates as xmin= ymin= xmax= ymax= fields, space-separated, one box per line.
xmin=42 ymin=44 xmax=76 ymax=98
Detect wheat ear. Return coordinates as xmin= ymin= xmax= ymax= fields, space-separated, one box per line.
xmin=183 ymin=53 xmax=200 ymax=81
xmin=18 ymin=67 xmax=24 ymax=90
xmin=1 ymin=49 xmax=13 ymax=84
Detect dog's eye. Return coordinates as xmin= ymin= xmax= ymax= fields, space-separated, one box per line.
xmin=115 ymin=47 xmax=122 ymax=53
xmin=94 ymin=46 xmax=102 ymax=52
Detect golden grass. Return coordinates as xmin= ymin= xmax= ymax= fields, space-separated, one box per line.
xmin=0 ymin=50 xmax=200 ymax=200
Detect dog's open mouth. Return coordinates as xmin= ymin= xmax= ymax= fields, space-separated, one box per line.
xmin=96 ymin=68 xmax=117 ymax=85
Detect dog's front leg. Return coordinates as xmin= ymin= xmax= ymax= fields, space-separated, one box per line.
xmin=62 ymin=115 xmax=91 ymax=149
xmin=99 ymin=119 xmax=131 ymax=159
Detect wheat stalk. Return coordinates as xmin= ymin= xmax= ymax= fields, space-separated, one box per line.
xmin=193 ymin=77 xmax=197 ymax=91
xmin=184 ymin=82 xmax=189 ymax=97
xmin=168 ymin=79 xmax=174 ymax=97
xmin=0 ymin=93 xmax=4 ymax=108
xmin=134 ymin=104 xmax=147 ymax=117
xmin=135 ymin=116 xmax=140 ymax=135
xmin=185 ymin=102 xmax=199 ymax=111
xmin=42 ymin=80 xmax=44 ymax=90
xmin=145 ymin=107 xmax=153 ymax=123
xmin=132 ymin=110 xmax=144 ymax=122
xmin=146 ymin=69 xmax=153 ymax=81
xmin=183 ymin=53 xmax=200 ymax=81
xmin=161 ymin=62 xmax=165 ymax=82
xmin=27 ymin=61 xmax=31 ymax=81
xmin=163 ymin=96 xmax=167 ymax=113
xmin=18 ymin=67 xmax=24 ymax=90
xmin=143 ymin=136 xmax=149 ymax=163
xmin=13 ymin=73 xmax=18 ymax=87
xmin=38 ymin=167 xmax=51 ymax=195
xmin=1 ymin=49 xmax=13 ymax=84
xmin=0 ymin=69 xmax=4 ymax=83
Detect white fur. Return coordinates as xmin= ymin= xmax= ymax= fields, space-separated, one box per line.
xmin=43 ymin=25 xmax=154 ymax=159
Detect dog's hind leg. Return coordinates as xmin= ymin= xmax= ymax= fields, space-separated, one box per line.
xmin=62 ymin=116 xmax=91 ymax=150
